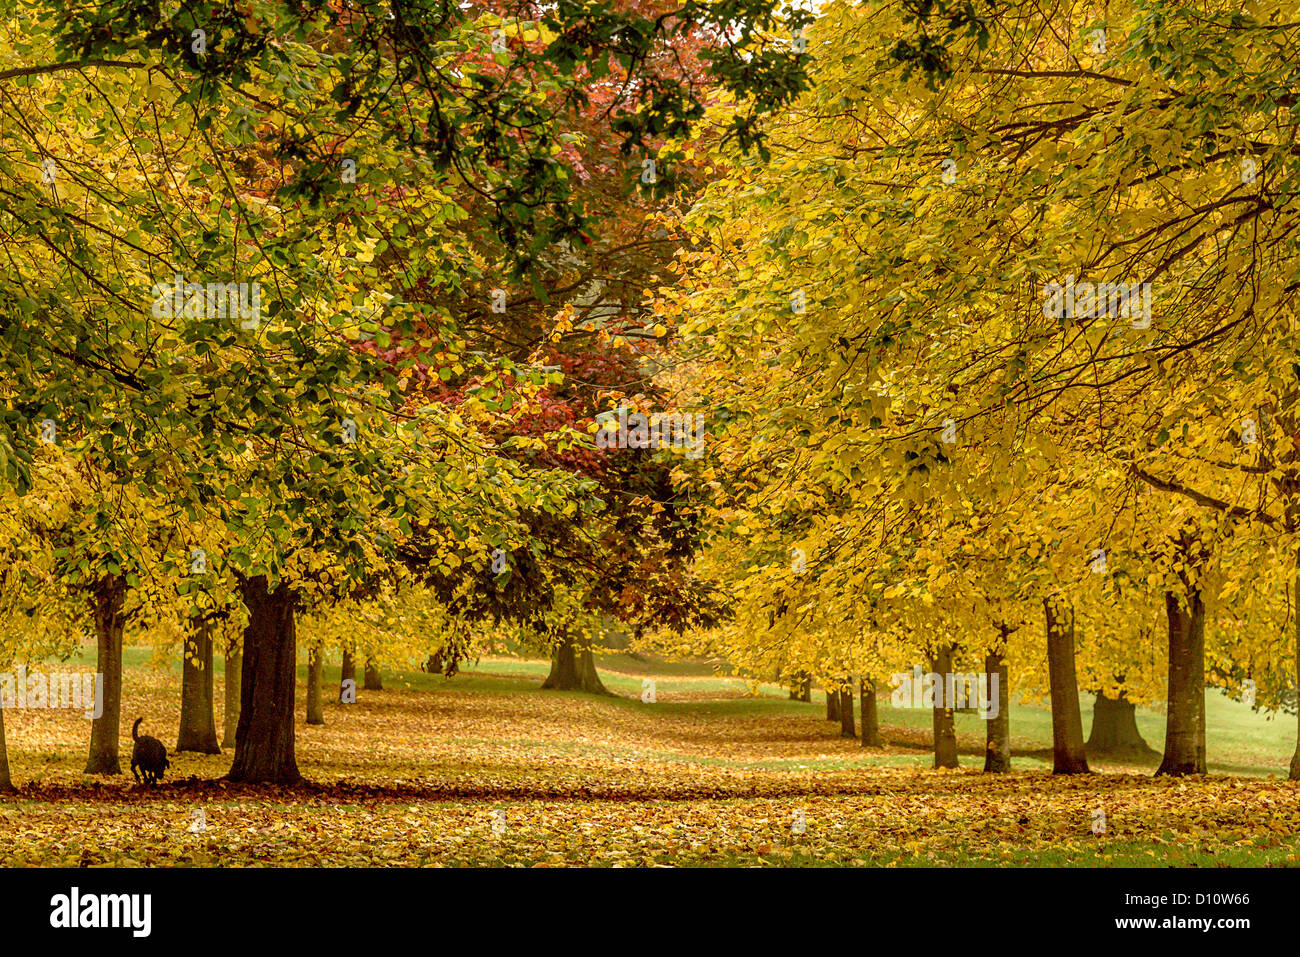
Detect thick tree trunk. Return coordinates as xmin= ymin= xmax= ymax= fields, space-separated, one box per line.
xmin=84 ymin=575 xmax=127 ymax=775
xmin=930 ymin=646 xmax=959 ymax=768
xmin=859 ymin=678 xmax=883 ymax=747
xmin=0 ymin=704 xmax=13 ymax=793
xmin=426 ymin=652 xmax=443 ymax=675
xmin=983 ymin=651 xmax=1010 ymax=772
xmin=839 ymin=680 xmax=856 ymax=737
xmin=227 ymin=577 xmax=301 ymax=784
xmin=306 ymin=649 xmax=324 ymax=726
xmin=1045 ymin=597 xmax=1090 ymax=774
xmin=363 ymin=660 xmax=382 ymax=691
xmin=177 ymin=620 xmax=221 ymax=753
xmin=222 ymin=643 xmax=241 ymax=749
xmin=1157 ymin=587 xmax=1207 ymax=776
xmin=541 ymin=631 xmax=609 ymax=694
xmin=1087 ymin=689 xmax=1156 ymax=755
xmin=825 ymin=685 xmax=840 ymax=722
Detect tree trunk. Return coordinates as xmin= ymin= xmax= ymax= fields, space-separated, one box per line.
xmin=1045 ymin=596 xmax=1090 ymax=774
xmin=340 ymin=649 xmax=355 ymax=701
xmin=177 ymin=620 xmax=221 ymax=753
xmin=1087 ymin=689 xmax=1156 ymax=755
xmin=930 ymin=645 xmax=959 ymax=768
xmin=983 ymin=651 xmax=1010 ymax=772
xmin=84 ymin=575 xmax=127 ymax=775
xmin=839 ymin=681 xmax=856 ymax=737
xmin=227 ymin=576 xmax=301 ymax=784
xmin=541 ymin=631 xmax=609 ymax=694
xmin=306 ymin=649 xmax=324 ymax=726
xmin=1157 ymin=587 xmax=1207 ymax=776
xmin=1292 ymin=557 xmax=1300 ymax=781
xmin=426 ymin=652 xmax=443 ymax=675
xmin=788 ymin=674 xmax=811 ymax=701
xmin=859 ymin=678 xmax=883 ymax=747
xmin=825 ymin=685 xmax=840 ymax=722
xmin=363 ymin=659 xmax=382 ymax=691
xmin=0 ymin=704 xmax=13 ymax=793
xmin=221 ymin=641 xmax=241 ymax=749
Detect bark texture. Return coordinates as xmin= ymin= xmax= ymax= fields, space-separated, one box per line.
xmin=1045 ymin=597 xmax=1089 ymax=774
xmin=340 ymin=649 xmax=356 ymax=702
xmin=177 ymin=620 xmax=221 ymax=753
xmin=859 ymin=678 xmax=883 ymax=748
xmin=838 ymin=681 xmax=856 ymax=737
xmin=227 ymin=577 xmax=301 ymax=784
xmin=983 ymin=651 xmax=1010 ymax=772
xmin=0 ymin=705 xmax=13 ymax=793
xmin=930 ymin=646 xmax=959 ymax=768
xmin=306 ymin=649 xmax=324 ymax=725
xmin=221 ymin=642 xmax=241 ymax=749
xmin=85 ymin=575 xmax=127 ymax=775
xmin=1157 ymin=587 xmax=1208 ymax=776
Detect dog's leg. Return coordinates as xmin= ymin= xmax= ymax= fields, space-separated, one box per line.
xmin=131 ymin=762 xmax=140 ymax=783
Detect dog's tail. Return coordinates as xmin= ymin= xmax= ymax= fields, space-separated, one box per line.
xmin=132 ymin=717 xmax=143 ymax=741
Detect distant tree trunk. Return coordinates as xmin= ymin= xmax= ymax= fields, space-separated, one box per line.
xmin=340 ymin=649 xmax=356 ymax=702
xmin=0 ymin=704 xmax=13 ymax=793
xmin=983 ymin=651 xmax=1010 ymax=772
xmin=227 ymin=576 xmax=301 ymax=784
xmin=363 ymin=660 xmax=382 ymax=691
xmin=788 ymin=674 xmax=811 ymax=701
xmin=426 ymin=651 xmax=443 ymax=675
xmin=85 ymin=574 xmax=127 ymax=775
xmin=1087 ymin=689 xmax=1156 ymax=755
xmin=859 ymin=678 xmax=882 ymax=747
xmin=306 ymin=649 xmax=324 ymax=725
xmin=839 ymin=681 xmax=856 ymax=737
xmin=1157 ymin=587 xmax=1207 ymax=776
xmin=222 ymin=640 xmax=241 ymax=749
xmin=177 ymin=620 xmax=221 ymax=753
xmin=825 ymin=684 xmax=840 ymax=722
xmin=1045 ymin=596 xmax=1089 ymax=774
xmin=930 ymin=645 xmax=959 ymax=768
xmin=541 ymin=630 xmax=609 ymax=694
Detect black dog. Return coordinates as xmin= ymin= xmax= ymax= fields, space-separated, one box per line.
xmin=130 ymin=717 xmax=170 ymax=785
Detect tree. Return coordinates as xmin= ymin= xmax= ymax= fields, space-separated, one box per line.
xmin=177 ymin=619 xmax=221 ymax=753
xmin=306 ymin=649 xmax=324 ymax=726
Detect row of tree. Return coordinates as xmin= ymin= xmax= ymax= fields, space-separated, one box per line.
xmin=644 ymin=0 xmax=1300 ymax=779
